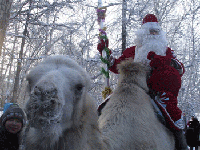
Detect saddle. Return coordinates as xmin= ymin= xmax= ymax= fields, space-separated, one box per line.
xmin=97 ymin=94 xmax=180 ymax=131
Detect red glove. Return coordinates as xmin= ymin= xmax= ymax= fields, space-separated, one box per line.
xmin=147 ymin=51 xmax=156 ymax=60
xmin=97 ymin=38 xmax=109 ymax=55
xmin=147 ymin=51 xmax=171 ymax=68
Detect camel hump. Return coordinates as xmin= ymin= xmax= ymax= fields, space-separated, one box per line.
xmin=35 ymin=55 xmax=85 ymax=73
xmin=117 ymin=58 xmax=148 ymax=77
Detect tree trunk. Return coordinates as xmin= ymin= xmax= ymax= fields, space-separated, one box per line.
xmin=12 ymin=1 xmax=31 ymax=103
xmin=0 ymin=0 xmax=13 ymax=56
xmin=122 ymin=0 xmax=127 ymax=53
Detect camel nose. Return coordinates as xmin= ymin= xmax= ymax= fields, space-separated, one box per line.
xmin=30 ymin=86 xmax=59 ymax=118
xmin=33 ymin=86 xmax=58 ymax=102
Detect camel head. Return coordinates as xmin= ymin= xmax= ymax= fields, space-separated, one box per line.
xmin=25 ymin=55 xmax=91 ymax=136
xmin=117 ymin=58 xmax=149 ymax=92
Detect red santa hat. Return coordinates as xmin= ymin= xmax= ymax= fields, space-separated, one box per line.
xmin=142 ymin=14 xmax=158 ymax=24
xmin=141 ymin=14 xmax=160 ymax=31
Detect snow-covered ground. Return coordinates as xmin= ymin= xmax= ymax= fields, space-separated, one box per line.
xmin=0 ymin=111 xmax=3 ymax=117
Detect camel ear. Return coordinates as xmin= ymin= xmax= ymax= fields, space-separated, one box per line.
xmin=117 ymin=58 xmax=146 ymax=76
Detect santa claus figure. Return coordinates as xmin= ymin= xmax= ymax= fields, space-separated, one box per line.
xmin=97 ymin=14 xmax=187 ymax=149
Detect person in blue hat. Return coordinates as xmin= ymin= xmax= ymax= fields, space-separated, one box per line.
xmin=0 ymin=104 xmax=26 ymax=150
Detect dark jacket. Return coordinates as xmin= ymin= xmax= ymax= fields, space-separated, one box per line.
xmin=186 ymin=118 xmax=200 ymax=147
xmin=189 ymin=118 xmax=200 ymax=129
xmin=0 ymin=126 xmax=20 ymax=150
xmin=0 ymin=104 xmax=26 ymax=150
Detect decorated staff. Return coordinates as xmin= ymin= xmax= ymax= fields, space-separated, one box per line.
xmin=97 ymin=1 xmax=112 ymax=99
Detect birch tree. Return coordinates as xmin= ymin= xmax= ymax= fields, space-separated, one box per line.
xmin=0 ymin=0 xmax=13 ymax=56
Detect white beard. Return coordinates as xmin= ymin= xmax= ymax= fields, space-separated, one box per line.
xmin=134 ymin=28 xmax=168 ymax=66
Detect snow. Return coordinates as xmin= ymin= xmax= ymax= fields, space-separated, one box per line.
xmin=0 ymin=111 xmax=3 ymax=117
xmin=194 ymin=113 xmax=200 ymax=123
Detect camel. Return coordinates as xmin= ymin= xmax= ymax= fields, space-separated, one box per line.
xmin=98 ymin=58 xmax=175 ymax=150
xmin=22 ymin=55 xmax=175 ymax=150
xmin=22 ymin=55 xmax=108 ymax=150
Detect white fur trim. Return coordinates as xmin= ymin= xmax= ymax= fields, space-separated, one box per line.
xmin=174 ymin=115 xmax=185 ymax=129
xmin=142 ymin=22 xmax=161 ymax=32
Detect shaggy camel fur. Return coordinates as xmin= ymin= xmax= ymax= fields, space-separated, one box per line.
xmin=23 ymin=55 xmax=174 ymax=150
xmin=23 ymin=55 xmax=108 ymax=150
xmin=98 ymin=58 xmax=175 ymax=150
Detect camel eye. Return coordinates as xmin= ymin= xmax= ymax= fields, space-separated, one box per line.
xmin=75 ymin=84 xmax=83 ymax=91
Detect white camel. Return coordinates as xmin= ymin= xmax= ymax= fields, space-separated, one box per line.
xmin=98 ymin=58 xmax=175 ymax=150
xmin=23 ymin=55 xmax=108 ymax=150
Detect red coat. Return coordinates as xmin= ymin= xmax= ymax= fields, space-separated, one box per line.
xmin=110 ymin=46 xmax=136 ymax=73
xmin=109 ymin=46 xmax=185 ymax=122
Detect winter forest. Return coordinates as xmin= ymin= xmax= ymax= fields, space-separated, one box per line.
xmin=0 ymin=0 xmax=200 ymax=121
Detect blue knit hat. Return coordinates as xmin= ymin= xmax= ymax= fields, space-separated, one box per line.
xmin=1 ymin=104 xmax=26 ymax=126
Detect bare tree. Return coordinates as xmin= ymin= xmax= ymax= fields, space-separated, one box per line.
xmin=0 ymin=0 xmax=13 ymax=56
xmin=12 ymin=0 xmax=31 ymax=103
xmin=122 ymin=0 xmax=127 ymax=53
